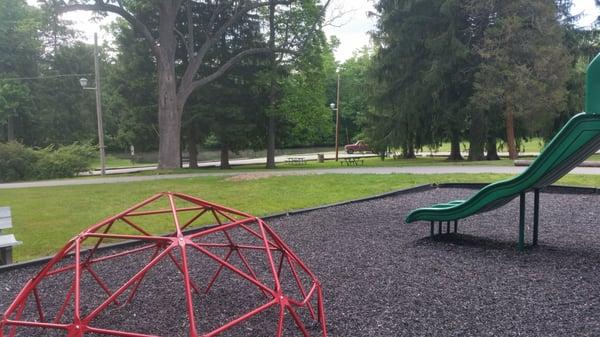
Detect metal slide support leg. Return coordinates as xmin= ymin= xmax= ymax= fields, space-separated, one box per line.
xmin=438 ymin=221 xmax=442 ymax=235
xmin=430 ymin=221 xmax=434 ymax=237
xmin=518 ymin=192 xmax=526 ymax=251
xmin=446 ymin=221 xmax=450 ymax=234
xmin=454 ymin=220 xmax=458 ymax=233
xmin=533 ymin=189 xmax=539 ymax=246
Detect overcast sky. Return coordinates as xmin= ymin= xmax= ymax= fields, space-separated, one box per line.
xmin=51 ymin=0 xmax=600 ymax=63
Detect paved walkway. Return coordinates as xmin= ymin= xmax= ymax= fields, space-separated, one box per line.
xmin=2 ymin=165 xmax=600 ymax=190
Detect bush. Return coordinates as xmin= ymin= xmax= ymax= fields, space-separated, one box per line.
xmin=33 ymin=143 xmax=96 ymax=180
xmin=0 ymin=142 xmax=95 ymax=182
xmin=0 ymin=142 xmax=38 ymax=182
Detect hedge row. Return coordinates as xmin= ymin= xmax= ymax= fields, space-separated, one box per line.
xmin=0 ymin=142 xmax=96 ymax=182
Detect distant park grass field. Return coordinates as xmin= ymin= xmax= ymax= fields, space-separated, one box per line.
xmin=3 ymin=172 xmax=600 ymax=262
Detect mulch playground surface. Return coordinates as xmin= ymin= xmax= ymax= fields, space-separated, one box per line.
xmin=1 ymin=186 xmax=600 ymax=337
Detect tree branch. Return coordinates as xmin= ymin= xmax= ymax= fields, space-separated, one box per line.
xmin=57 ymin=2 xmax=160 ymax=57
xmin=182 ymin=47 xmax=294 ymax=97
xmin=179 ymin=0 xmax=294 ymax=99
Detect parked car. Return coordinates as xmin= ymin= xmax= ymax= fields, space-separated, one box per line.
xmin=344 ymin=140 xmax=372 ymax=154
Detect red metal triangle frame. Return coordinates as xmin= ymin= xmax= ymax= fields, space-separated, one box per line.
xmin=0 ymin=192 xmax=327 ymax=337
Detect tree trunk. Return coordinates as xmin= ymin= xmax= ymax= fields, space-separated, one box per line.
xmin=468 ymin=110 xmax=485 ymax=161
xmin=6 ymin=114 xmax=15 ymax=142
xmin=188 ymin=127 xmax=198 ymax=169
xmin=266 ymin=116 xmax=276 ymax=168
xmin=448 ymin=131 xmax=463 ymax=161
xmin=157 ymin=60 xmax=181 ymax=169
xmin=220 ymin=143 xmax=230 ymax=169
xmin=403 ymin=139 xmax=416 ymax=159
xmin=505 ymin=108 xmax=518 ymax=159
xmin=486 ymin=136 xmax=500 ymax=160
xmin=157 ymin=4 xmax=181 ymax=169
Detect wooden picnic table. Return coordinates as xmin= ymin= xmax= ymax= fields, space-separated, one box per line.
xmin=286 ymin=157 xmax=306 ymax=165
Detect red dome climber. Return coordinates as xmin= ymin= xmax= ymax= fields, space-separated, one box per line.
xmin=0 ymin=192 xmax=327 ymax=337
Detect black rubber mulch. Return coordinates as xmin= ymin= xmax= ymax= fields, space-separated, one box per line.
xmin=1 ymin=187 xmax=600 ymax=336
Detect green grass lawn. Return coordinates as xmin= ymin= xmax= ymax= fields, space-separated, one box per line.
xmin=3 ymin=172 xmax=600 ymax=262
xmin=91 ymin=154 xmax=156 ymax=169
xmin=424 ymin=137 xmax=547 ymax=153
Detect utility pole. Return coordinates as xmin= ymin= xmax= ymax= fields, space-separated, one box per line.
xmin=335 ymin=71 xmax=340 ymax=161
xmin=79 ymin=33 xmax=106 ymax=175
xmin=94 ymin=33 xmax=106 ymax=175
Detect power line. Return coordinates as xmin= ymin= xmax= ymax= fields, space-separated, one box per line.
xmin=0 ymin=73 xmax=93 ymax=81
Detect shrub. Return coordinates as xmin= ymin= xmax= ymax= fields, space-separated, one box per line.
xmin=0 ymin=142 xmax=95 ymax=182
xmin=0 ymin=142 xmax=38 ymax=182
xmin=33 ymin=143 xmax=96 ymax=180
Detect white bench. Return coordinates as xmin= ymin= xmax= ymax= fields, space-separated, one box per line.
xmin=0 ymin=207 xmax=21 ymax=265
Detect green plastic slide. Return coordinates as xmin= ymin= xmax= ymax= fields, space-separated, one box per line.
xmin=405 ymin=53 xmax=600 ymax=224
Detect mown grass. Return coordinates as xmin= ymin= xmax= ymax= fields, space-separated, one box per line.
xmin=3 ymin=172 xmax=600 ymax=262
xmin=91 ymin=154 xmax=156 ymax=169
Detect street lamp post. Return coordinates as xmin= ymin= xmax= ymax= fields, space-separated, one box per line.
xmin=330 ymin=71 xmax=341 ymax=161
xmin=80 ymin=33 xmax=106 ymax=176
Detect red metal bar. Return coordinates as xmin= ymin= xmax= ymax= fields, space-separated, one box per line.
xmin=188 ymin=218 xmax=256 ymax=240
xmin=88 ymin=243 xmax=158 ymax=266
xmin=204 ymin=249 xmax=233 ymax=294
xmin=202 ymin=299 xmax=277 ymax=337
xmin=167 ymin=251 xmax=200 ymax=295
xmin=172 ymin=193 xmax=253 ymax=219
xmin=237 ymin=244 xmax=279 ymax=251
xmin=6 ymin=240 xmax=76 ymax=316
xmin=276 ymin=302 xmax=285 ymax=337
xmin=54 ymin=278 xmax=76 ymax=324
xmin=234 ymin=249 xmax=270 ymax=298
xmin=86 ymin=193 xmax=164 ymax=234
xmin=4 ymin=319 xmax=69 ymax=330
xmin=192 ymin=242 xmax=229 ymax=248
xmin=123 ymin=247 xmax=161 ymax=306
xmin=238 ymin=222 xmax=278 ymax=250
xmin=317 ymin=285 xmax=328 ymax=337
xmin=264 ymin=223 xmax=319 ymax=279
xmin=8 ymin=301 xmax=26 ymax=337
xmin=212 ymin=208 xmax=237 ymax=223
xmin=286 ymin=255 xmax=316 ymax=319
xmin=85 ymin=245 xmax=173 ymax=322
xmin=86 ymin=265 xmax=119 ymax=306
xmin=74 ymin=239 xmax=82 ymax=321
xmin=85 ymin=233 xmax=173 ymax=243
xmin=83 ymin=220 xmax=115 ymax=265
xmin=126 ymin=206 xmax=204 ymax=217
xmin=286 ymin=304 xmax=311 ymax=337
xmin=180 ymin=208 xmax=209 ymax=231
xmin=277 ymin=251 xmax=285 ymax=278
xmin=178 ymin=241 xmax=198 ymax=337
xmin=45 ymin=244 xmax=158 ymax=278
xmin=120 ymin=217 xmax=152 ymax=236
xmin=32 ymin=287 xmax=45 ymax=322
xmin=258 ymin=221 xmax=281 ymax=291
xmin=288 ymin=283 xmax=317 ymax=307
xmin=189 ymin=242 xmax=275 ymax=296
